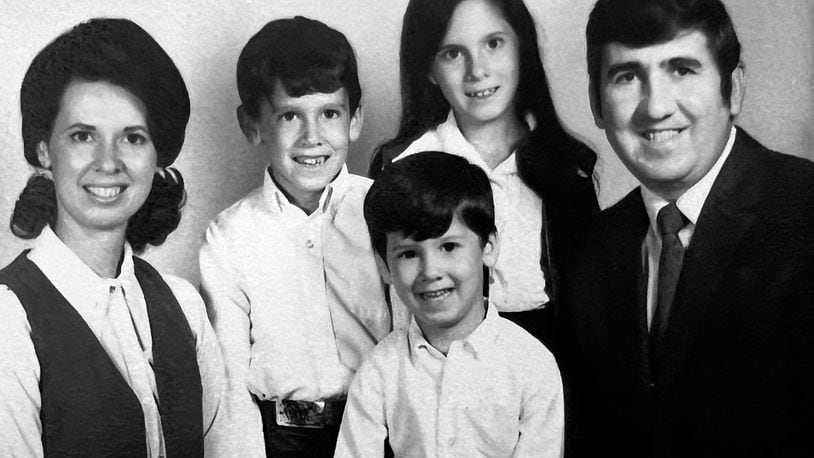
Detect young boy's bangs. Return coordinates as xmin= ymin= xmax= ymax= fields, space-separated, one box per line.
xmin=275 ymin=65 xmax=346 ymax=101
xmin=401 ymin=199 xmax=491 ymax=246
xmin=401 ymin=198 xmax=463 ymax=242
xmin=365 ymin=152 xmax=496 ymax=258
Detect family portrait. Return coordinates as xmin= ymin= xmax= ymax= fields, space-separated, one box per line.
xmin=0 ymin=0 xmax=811 ymax=456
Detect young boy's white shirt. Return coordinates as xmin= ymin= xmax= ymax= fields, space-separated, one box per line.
xmin=199 ymin=165 xmax=404 ymax=456
xmin=335 ymin=304 xmax=564 ymax=458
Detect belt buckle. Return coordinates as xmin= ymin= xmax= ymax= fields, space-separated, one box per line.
xmin=275 ymin=399 xmax=329 ymax=429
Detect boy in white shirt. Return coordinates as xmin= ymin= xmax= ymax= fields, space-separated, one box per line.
xmin=336 ymin=151 xmax=564 ymax=457
xmin=199 ymin=16 xmax=394 ymax=457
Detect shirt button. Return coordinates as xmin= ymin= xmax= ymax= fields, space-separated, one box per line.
xmin=305 ymin=239 xmax=315 ymax=249
xmin=142 ymin=397 xmax=152 ymax=405
xmin=448 ymin=436 xmax=456 ymax=446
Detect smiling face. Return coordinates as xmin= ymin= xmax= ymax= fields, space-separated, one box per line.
xmin=38 ymin=80 xmax=157 ymax=239
xmin=429 ymin=0 xmax=520 ymax=131
xmin=593 ymin=29 xmax=743 ymax=200
xmin=247 ymin=83 xmax=361 ymax=213
xmin=379 ymin=214 xmax=498 ymax=343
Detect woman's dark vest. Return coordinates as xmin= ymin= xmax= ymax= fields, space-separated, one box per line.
xmin=0 ymin=253 xmax=204 ymax=457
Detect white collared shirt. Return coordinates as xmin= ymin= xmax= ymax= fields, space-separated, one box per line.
xmin=199 ymin=165 xmax=399 ymax=457
xmin=641 ymin=126 xmax=737 ymax=327
xmin=0 ymin=226 xmax=226 ymax=457
xmin=394 ymin=111 xmax=549 ymax=312
xmin=335 ymin=304 xmax=564 ymax=458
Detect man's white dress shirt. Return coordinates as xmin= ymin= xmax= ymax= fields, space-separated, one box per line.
xmin=642 ymin=127 xmax=737 ymax=327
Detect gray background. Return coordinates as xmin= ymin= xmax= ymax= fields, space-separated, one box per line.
xmin=1 ymin=0 xmax=811 ymax=284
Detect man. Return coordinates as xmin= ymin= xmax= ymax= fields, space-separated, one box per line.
xmin=558 ymin=0 xmax=814 ymax=456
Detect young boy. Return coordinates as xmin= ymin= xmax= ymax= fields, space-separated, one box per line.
xmin=335 ymin=152 xmax=564 ymax=457
xmin=199 ymin=17 xmax=395 ymax=457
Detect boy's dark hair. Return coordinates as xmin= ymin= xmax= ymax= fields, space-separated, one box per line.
xmin=237 ymin=16 xmax=362 ymax=119
xmin=364 ymin=152 xmax=496 ymax=260
xmin=587 ymin=0 xmax=741 ymax=111
xmin=13 ymin=18 xmax=188 ymax=252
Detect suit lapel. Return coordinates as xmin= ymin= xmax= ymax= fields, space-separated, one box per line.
xmin=655 ymin=128 xmax=765 ymax=393
xmin=598 ymin=191 xmax=652 ymax=382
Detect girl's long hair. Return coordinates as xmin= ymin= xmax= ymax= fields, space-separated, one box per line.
xmin=375 ymin=0 xmax=596 ymax=195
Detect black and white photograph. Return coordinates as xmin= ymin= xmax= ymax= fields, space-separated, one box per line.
xmin=0 ymin=0 xmax=812 ymax=456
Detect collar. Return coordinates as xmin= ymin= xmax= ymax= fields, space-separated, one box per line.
xmin=28 ymin=225 xmax=137 ymax=312
xmin=261 ymin=164 xmax=349 ymax=216
xmin=395 ymin=110 xmax=534 ymax=178
xmin=642 ymin=126 xmax=737 ymax=230
xmin=432 ymin=110 xmax=494 ymax=171
xmin=408 ymin=299 xmax=499 ymax=360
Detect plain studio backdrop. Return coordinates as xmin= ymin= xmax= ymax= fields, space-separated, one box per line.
xmin=0 ymin=0 xmax=811 ymax=285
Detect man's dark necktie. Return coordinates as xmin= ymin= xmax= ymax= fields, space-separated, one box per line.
xmin=650 ymin=201 xmax=687 ymax=363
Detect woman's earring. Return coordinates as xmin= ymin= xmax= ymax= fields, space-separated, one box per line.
xmin=35 ymin=141 xmax=52 ymax=170
xmin=35 ymin=167 xmax=53 ymax=180
xmin=156 ymin=166 xmax=180 ymax=183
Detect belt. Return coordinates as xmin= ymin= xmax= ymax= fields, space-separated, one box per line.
xmin=260 ymin=398 xmax=346 ymax=429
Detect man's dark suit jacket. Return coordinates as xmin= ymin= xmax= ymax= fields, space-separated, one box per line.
xmin=558 ymin=127 xmax=814 ymax=457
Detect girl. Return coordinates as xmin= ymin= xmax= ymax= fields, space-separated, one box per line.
xmin=0 ymin=18 xmax=225 ymax=456
xmin=370 ymin=0 xmax=599 ymax=346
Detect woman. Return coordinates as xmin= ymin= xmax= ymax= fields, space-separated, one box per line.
xmin=0 ymin=18 xmax=224 ymax=456
xmin=369 ymin=0 xmax=599 ymax=346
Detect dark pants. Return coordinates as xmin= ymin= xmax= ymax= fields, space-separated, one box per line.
xmin=499 ymin=306 xmax=552 ymax=346
xmin=258 ymin=401 xmax=341 ymax=457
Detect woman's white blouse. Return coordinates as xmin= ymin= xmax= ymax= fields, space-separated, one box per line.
xmin=0 ymin=226 xmax=227 ymax=457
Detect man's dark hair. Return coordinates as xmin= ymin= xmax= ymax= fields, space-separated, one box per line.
xmin=237 ymin=16 xmax=362 ymax=119
xmin=587 ymin=0 xmax=741 ymax=111
xmin=364 ymin=152 xmax=496 ymax=260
